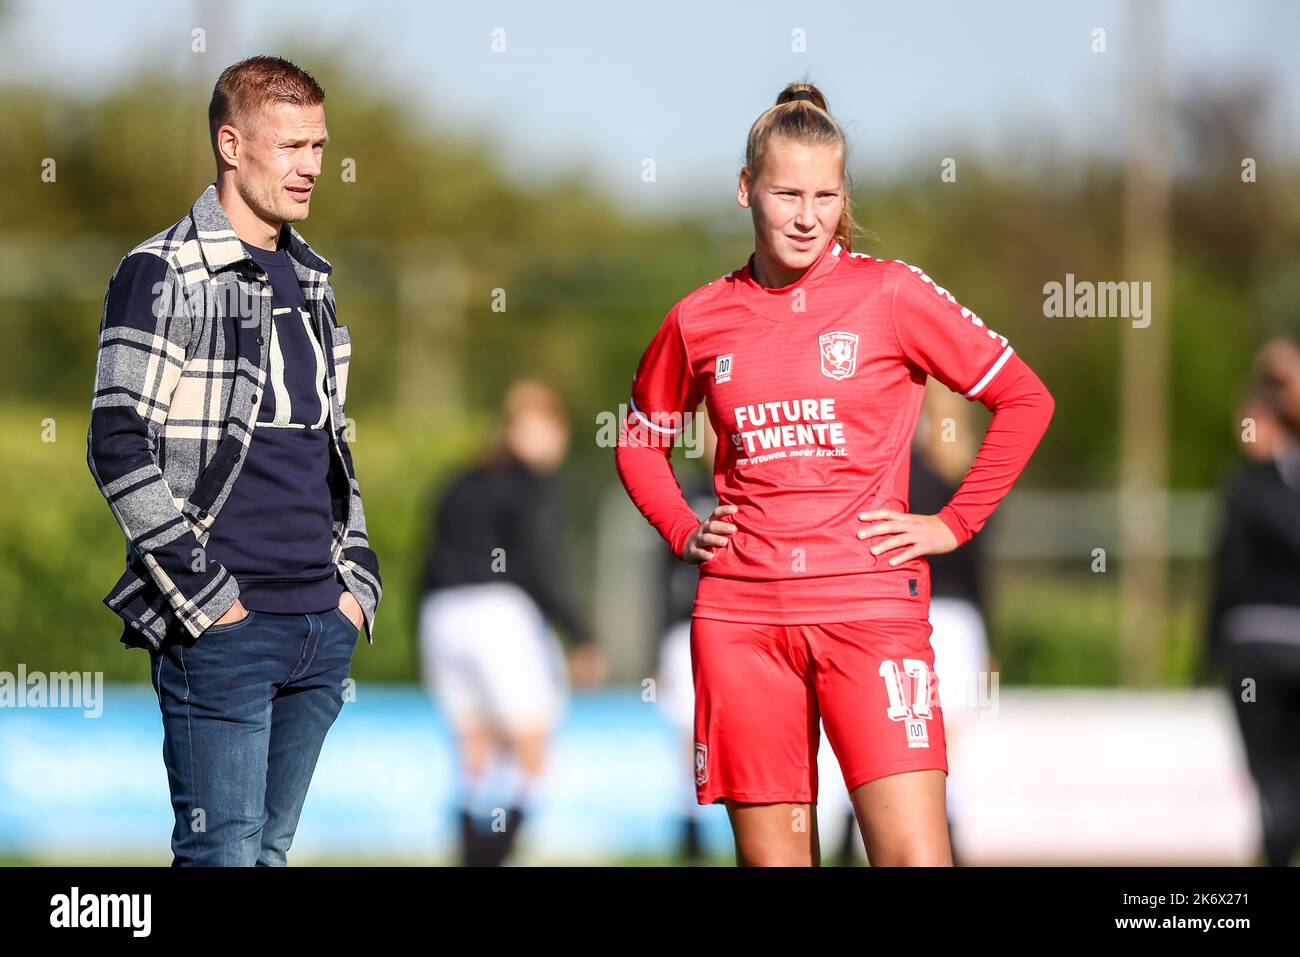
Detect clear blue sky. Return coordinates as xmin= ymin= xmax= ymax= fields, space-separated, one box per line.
xmin=3 ymin=0 xmax=1295 ymax=212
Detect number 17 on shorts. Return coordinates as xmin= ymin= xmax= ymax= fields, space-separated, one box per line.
xmin=879 ymin=658 xmax=933 ymax=748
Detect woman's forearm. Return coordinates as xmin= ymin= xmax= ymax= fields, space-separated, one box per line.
xmin=935 ymin=353 xmax=1055 ymax=546
xmin=614 ymin=427 xmax=702 ymax=557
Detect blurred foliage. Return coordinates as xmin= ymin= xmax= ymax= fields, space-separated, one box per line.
xmin=993 ymin=563 xmax=1208 ymax=686
xmin=1 ymin=57 xmax=1297 ymax=682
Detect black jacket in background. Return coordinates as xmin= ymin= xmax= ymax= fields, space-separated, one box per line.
xmin=909 ymin=455 xmax=989 ymax=621
xmin=421 ymin=453 xmax=590 ymax=647
xmin=655 ymin=469 xmax=717 ymax=636
xmin=1206 ymin=450 xmax=1300 ymax=673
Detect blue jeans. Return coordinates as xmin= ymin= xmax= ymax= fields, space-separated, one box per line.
xmin=148 ymin=606 xmax=361 ymax=866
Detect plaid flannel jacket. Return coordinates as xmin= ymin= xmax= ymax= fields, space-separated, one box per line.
xmin=87 ymin=183 xmax=382 ymax=651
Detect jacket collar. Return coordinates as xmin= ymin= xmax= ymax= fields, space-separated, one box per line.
xmin=189 ymin=182 xmax=333 ymax=277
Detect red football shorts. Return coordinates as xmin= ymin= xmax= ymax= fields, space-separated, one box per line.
xmin=690 ymin=616 xmax=948 ymax=805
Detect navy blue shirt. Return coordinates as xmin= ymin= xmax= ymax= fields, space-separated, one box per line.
xmin=204 ymin=236 xmax=344 ymax=613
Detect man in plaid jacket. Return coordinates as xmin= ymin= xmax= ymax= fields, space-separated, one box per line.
xmin=87 ymin=55 xmax=381 ymax=865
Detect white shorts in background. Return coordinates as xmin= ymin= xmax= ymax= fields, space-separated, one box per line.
xmin=928 ymin=597 xmax=991 ymax=718
xmin=655 ymin=620 xmax=695 ymax=732
xmin=419 ymin=582 xmax=569 ymax=733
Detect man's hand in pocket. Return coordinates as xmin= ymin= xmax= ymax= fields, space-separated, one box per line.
xmin=213 ymin=599 xmax=249 ymax=626
xmin=339 ymin=590 xmax=364 ymax=630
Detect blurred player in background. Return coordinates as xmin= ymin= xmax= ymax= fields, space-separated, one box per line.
xmin=1207 ymin=336 xmax=1300 ymax=866
xmin=419 ymin=380 xmax=606 ymax=866
xmin=651 ymin=408 xmax=718 ymax=865
xmin=616 ymin=82 xmax=1054 ymax=866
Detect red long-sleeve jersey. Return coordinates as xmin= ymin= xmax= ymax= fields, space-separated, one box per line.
xmin=615 ymin=240 xmax=1054 ymax=624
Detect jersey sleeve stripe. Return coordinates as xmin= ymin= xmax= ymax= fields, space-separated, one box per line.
xmin=629 ymin=394 xmax=684 ymax=435
xmin=964 ymin=345 xmax=1015 ymax=399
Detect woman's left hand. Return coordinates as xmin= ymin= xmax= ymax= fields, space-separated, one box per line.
xmin=857 ymin=510 xmax=959 ymax=566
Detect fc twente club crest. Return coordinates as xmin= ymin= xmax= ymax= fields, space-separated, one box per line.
xmin=819 ymin=331 xmax=859 ymax=380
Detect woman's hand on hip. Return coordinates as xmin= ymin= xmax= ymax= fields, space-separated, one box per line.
xmin=857 ymin=510 xmax=958 ymax=565
xmin=680 ymin=504 xmax=739 ymax=565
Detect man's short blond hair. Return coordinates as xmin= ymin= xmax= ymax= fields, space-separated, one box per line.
xmin=208 ymin=55 xmax=325 ymax=168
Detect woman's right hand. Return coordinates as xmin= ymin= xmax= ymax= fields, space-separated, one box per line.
xmin=679 ymin=504 xmax=739 ymax=564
